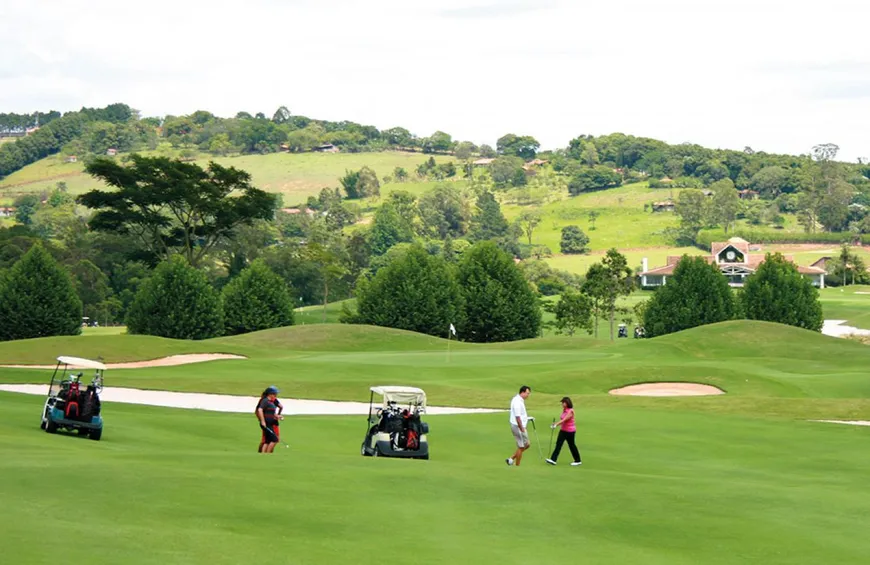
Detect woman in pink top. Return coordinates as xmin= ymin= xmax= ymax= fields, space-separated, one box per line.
xmin=546 ymin=397 xmax=582 ymax=466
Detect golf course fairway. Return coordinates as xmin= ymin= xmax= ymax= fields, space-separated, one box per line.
xmin=1 ymin=321 xmax=869 ymax=564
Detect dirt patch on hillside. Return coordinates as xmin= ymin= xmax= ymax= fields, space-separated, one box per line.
xmin=0 ymin=354 xmax=246 ymax=370
xmin=609 ymin=382 xmax=725 ymax=397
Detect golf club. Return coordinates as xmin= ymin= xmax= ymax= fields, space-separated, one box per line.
xmin=261 ymin=425 xmax=290 ymax=449
xmin=548 ymin=418 xmax=555 ymax=458
xmin=529 ymin=418 xmax=544 ymax=460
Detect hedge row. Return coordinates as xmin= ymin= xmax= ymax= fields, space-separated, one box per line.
xmin=696 ymin=228 xmax=868 ymax=248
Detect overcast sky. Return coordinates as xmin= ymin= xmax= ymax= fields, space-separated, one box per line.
xmin=1 ymin=0 xmax=868 ymax=161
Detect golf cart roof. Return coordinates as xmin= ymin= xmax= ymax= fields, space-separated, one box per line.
xmin=56 ymin=356 xmax=107 ymax=371
xmin=370 ymin=386 xmax=426 ymax=406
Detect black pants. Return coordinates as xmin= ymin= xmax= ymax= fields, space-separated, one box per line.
xmin=551 ymin=430 xmax=581 ymax=463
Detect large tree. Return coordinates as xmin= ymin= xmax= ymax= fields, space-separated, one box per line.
xmin=741 ymin=253 xmax=823 ymax=331
xmin=593 ymin=249 xmax=635 ymax=340
xmin=553 ymin=289 xmax=593 ymax=336
xmin=560 ymin=225 xmax=589 ymax=254
xmin=126 ymin=255 xmax=223 ymax=339
xmin=418 ymin=185 xmax=472 ymax=238
xmin=457 ymin=241 xmax=540 ymax=342
xmin=222 ymin=260 xmax=294 ymax=336
xmin=79 ymin=155 xmax=275 ymax=267
xmin=675 ymin=189 xmax=709 ymax=242
xmin=351 ymin=245 xmax=463 ymax=337
xmin=469 ymin=191 xmax=509 ymax=242
xmin=496 ymin=134 xmax=540 ymax=160
xmin=369 ymin=201 xmax=415 ymax=256
xmin=0 ymin=243 xmax=82 ymax=341
xmin=643 ymin=256 xmax=738 ymax=337
xmin=710 ymin=178 xmax=741 ymax=233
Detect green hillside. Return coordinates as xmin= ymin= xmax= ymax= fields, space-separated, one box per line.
xmin=0 ymin=151 xmax=455 ymax=205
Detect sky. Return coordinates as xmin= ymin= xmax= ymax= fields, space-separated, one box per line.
xmin=1 ymin=0 xmax=868 ymax=161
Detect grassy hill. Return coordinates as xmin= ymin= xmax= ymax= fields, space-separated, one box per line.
xmin=2 ymin=320 xmax=870 ymax=564
xmin=0 ymin=151 xmax=455 ymax=205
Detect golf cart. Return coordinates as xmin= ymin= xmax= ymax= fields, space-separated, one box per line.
xmin=361 ymin=386 xmax=429 ymax=460
xmin=40 ymin=356 xmax=106 ymax=441
xmin=618 ymin=324 xmax=628 ymax=338
xmin=634 ymin=325 xmax=646 ymax=339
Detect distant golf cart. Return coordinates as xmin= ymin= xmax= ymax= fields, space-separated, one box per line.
xmin=40 ymin=356 xmax=106 ymax=441
xmin=618 ymin=324 xmax=629 ymax=338
xmin=634 ymin=325 xmax=646 ymax=339
xmin=361 ymin=386 xmax=429 ymax=460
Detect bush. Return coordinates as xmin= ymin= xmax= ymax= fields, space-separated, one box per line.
xmin=458 ymin=241 xmax=541 ymax=342
xmin=741 ymin=253 xmax=823 ymax=331
xmin=696 ymin=228 xmax=860 ymax=248
xmin=643 ymin=255 xmax=738 ymax=337
xmin=222 ymin=260 xmax=294 ymax=336
xmin=560 ymin=226 xmax=590 ymax=254
xmin=127 ymin=256 xmax=223 ymax=340
xmin=351 ymin=245 xmax=463 ymax=337
xmin=0 ymin=243 xmax=82 ymax=341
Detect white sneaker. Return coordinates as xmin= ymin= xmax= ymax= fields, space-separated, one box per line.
xmin=506 ymin=458 xmax=514 ymax=466
xmin=571 ymin=461 xmax=582 ymax=466
xmin=546 ymin=458 xmax=556 ymax=466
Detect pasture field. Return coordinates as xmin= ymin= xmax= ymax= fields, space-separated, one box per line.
xmin=0 ymin=151 xmax=454 ymax=205
xmin=1 ymin=321 xmax=870 ymax=564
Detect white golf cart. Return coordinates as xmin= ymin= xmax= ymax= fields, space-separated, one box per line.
xmin=361 ymin=386 xmax=429 ymax=460
xmin=40 ymin=356 xmax=106 ymax=440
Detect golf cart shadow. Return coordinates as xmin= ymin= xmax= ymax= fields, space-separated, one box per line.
xmin=361 ymin=386 xmax=429 ymax=460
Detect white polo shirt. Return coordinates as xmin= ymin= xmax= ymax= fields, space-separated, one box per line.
xmin=509 ymin=394 xmax=528 ymax=428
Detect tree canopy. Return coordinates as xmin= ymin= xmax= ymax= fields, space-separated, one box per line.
xmin=741 ymin=253 xmax=823 ymax=331
xmin=643 ymin=256 xmax=738 ymax=337
xmin=457 ymin=241 xmax=540 ymax=342
xmin=222 ymin=260 xmax=295 ymax=336
xmin=79 ymin=155 xmax=276 ymax=267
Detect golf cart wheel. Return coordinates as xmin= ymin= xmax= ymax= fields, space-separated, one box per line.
xmin=77 ymin=428 xmax=89 ymax=436
xmin=361 ymin=442 xmax=369 ymax=457
xmin=89 ymin=428 xmax=102 ymax=441
xmin=40 ymin=420 xmax=46 ymax=430
xmin=45 ymin=419 xmax=58 ymax=434
xmin=372 ymin=446 xmax=381 ymax=457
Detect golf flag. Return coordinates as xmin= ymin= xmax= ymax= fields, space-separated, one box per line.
xmin=449 ymin=323 xmax=457 ymax=336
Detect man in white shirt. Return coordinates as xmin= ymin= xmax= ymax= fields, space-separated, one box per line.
xmin=506 ymin=385 xmax=532 ymax=466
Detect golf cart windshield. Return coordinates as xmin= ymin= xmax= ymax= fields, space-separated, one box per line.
xmin=370 ymin=386 xmax=426 ymax=410
xmin=49 ymin=356 xmax=106 ymax=398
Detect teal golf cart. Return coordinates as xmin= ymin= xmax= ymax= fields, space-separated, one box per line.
xmin=40 ymin=356 xmax=106 ymax=441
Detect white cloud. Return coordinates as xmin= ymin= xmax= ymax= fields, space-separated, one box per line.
xmin=0 ymin=0 xmax=867 ymax=160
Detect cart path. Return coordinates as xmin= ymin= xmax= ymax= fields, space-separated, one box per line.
xmin=812 ymin=420 xmax=870 ymax=427
xmin=0 ymin=354 xmax=247 ymax=370
xmin=0 ymin=384 xmax=502 ymax=416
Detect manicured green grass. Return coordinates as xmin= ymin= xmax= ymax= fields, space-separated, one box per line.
xmin=81 ymin=326 xmax=127 ymax=336
xmin=3 ymin=321 xmax=870 ymax=563
xmin=295 ymin=299 xmax=356 ymax=324
xmin=2 ymin=386 xmax=870 ymax=564
xmin=818 ymin=285 xmax=870 ymax=327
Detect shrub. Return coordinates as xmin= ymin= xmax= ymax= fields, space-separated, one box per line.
xmin=0 ymin=243 xmax=82 ymax=341
xmin=127 ymin=256 xmax=223 ymax=339
xmin=352 ymin=245 xmax=463 ymax=337
xmin=741 ymin=253 xmax=823 ymax=331
xmin=560 ymin=226 xmax=590 ymax=254
xmin=222 ymin=260 xmax=294 ymax=336
xmin=458 ymin=241 xmax=541 ymax=342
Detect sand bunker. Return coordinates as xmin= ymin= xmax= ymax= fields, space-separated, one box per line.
xmin=609 ymin=382 xmax=724 ymax=397
xmin=0 ymin=354 xmax=246 ymax=370
xmin=0 ymin=385 xmax=501 ymax=416
xmin=812 ymin=420 xmax=870 ymax=427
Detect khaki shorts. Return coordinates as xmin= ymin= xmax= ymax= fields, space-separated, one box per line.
xmin=511 ymin=425 xmax=530 ymax=448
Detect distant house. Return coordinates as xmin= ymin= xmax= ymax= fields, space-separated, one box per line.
xmin=472 ymin=158 xmax=495 ymax=166
xmin=0 ymin=206 xmax=16 ymax=218
xmin=738 ymin=189 xmax=759 ymax=200
xmin=280 ymin=207 xmax=317 ymax=216
xmin=106 ymin=148 xmax=118 ymax=156
xmin=64 ymin=155 xmax=78 ymax=163
xmin=640 ymin=237 xmax=826 ymax=288
xmin=526 ymin=159 xmax=548 ymax=167
xmin=279 ymin=144 xmax=290 ymax=152
xmin=651 ymin=200 xmax=675 ymax=213
xmin=314 ymin=143 xmax=338 ymax=153
xmin=701 ymin=189 xmax=714 ymax=197
xmin=25 ymin=126 xmax=40 ymax=136
xmin=811 ymin=257 xmax=833 ymax=272
xmin=659 ymin=176 xmax=673 ymax=183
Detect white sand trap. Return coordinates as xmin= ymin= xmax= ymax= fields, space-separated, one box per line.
xmin=822 ymin=320 xmax=870 ymax=338
xmin=0 ymin=385 xmax=501 ymax=416
xmin=812 ymin=420 xmax=870 ymax=427
xmin=0 ymin=354 xmax=246 ymax=370
xmin=609 ymin=382 xmax=724 ymax=397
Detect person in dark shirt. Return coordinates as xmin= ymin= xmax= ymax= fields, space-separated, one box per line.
xmin=256 ymin=386 xmax=283 ymax=453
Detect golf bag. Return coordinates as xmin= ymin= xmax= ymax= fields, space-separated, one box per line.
xmin=64 ymin=381 xmax=81 ymax=419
